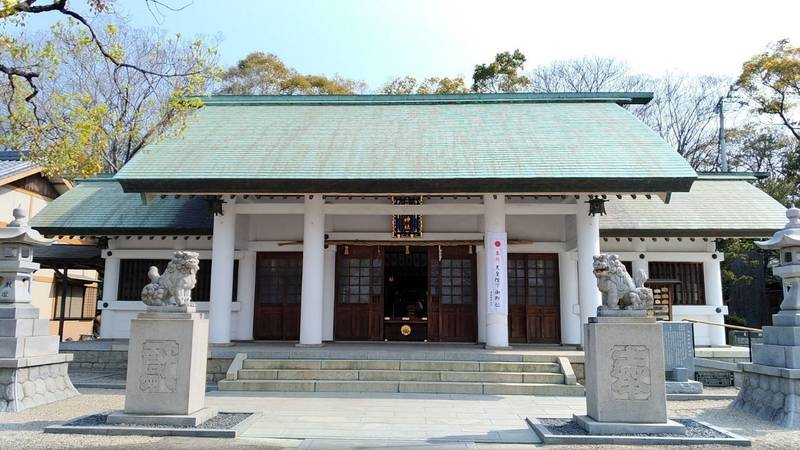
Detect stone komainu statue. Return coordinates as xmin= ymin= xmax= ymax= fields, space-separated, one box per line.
xmin=141 ymin=251 xmax=200 ymax=307
xmin=592 ymin=254 xmax=654 ymax=311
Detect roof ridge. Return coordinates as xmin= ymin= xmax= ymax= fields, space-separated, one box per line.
xmin=197 ymin=92 xmax=654 ymax=106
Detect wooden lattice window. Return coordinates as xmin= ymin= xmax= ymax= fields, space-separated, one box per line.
xmin=52 ymin=285 xmax=88 ymax=319
xmin=256 ymin=253 xmax=302 ymax=305
xmin=338 ymin=257 xmax=382 ymax=304
xmin=508 ymin=257 xmax=526 ymax=305
xmin=83 ymin=286 xmax=98 ymax=317
xmin=117 ymin=259 xmax=238 ymax=302
xmin=508 ymin=254 xmax=559 ymax=306
xmin=648 ymin=262 xmax=705 ymax=305
xmin=441 ymin=258 xmax=473 ymax=305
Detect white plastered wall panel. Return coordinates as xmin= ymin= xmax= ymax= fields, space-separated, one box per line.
xmin=506 ymin=215 xmax=565 ymax=242
xmin=600 ymin=239 xmax=727 ymax=346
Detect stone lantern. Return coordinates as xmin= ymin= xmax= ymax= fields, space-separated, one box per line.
xmin=733 ymin=206 xmax=800 ymax=427
xmin=0 ymin=206 xmax=77 ymax=412
xmin=0 ymin=206 xmax=51 ymax=304
xmin=757 ymin=207 xmax=800 ymax=316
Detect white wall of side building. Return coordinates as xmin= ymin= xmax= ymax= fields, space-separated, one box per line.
xmin=95 ymin=197 xmax=730 ymax=347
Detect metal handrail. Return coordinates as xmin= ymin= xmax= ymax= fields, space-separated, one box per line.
xmin=681 ymin=318 xmax=761 ymax=332
xmin=682 ymin=318 xmax=761 ymax=362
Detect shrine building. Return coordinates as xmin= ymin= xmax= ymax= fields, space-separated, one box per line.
xmin=31 ymin=93 xmax=787 ymax=348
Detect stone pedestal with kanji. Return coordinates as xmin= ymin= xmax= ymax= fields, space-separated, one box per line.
xmin=576 ymin=316 xmax=685 ymax=434
xmin=107 ymin=309 xmax=211 ymax=426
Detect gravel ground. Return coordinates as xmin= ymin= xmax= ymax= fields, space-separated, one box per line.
xmin=539 ymin=398 xmax=800 ymax=450
xmin=2 ymin=388 xmax=799 ymax=449
xmin=62 ymin=412 xmax=251 ymax=429
xmin=538 ymin=418 xmax=730 ymax=438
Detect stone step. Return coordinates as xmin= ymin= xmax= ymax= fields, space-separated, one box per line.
xmin=241 ymin=359 xmax=560 ymax=373
xmin=236 ymin=368 xmax=565 ymax=384
xmin=217 ymin=379 xmax=584 ymax=396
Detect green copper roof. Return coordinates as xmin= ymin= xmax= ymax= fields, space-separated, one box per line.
xmin=114 ymin=93 xmax=696 ymax=194
xmin=600 ymin=176 xmax=787 ymax=238
xmin=30 ymin=178 xmax=212 ymax=235
xmin=33 ymin=176 xmax=784 ymax=238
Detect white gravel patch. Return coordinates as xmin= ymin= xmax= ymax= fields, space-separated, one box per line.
xmin=518 ymin=397 xmax=800 ymax=450
xmin=0 ymin=388 xmax=157 ymax=449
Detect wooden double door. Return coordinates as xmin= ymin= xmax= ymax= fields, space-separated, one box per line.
xmin=507 ymin=254 xmax=561 ymax=344
xmin=334 ymin=245 xmax=477 ymax=342
xmin=253 ymin=252 xmax=302 ymax=340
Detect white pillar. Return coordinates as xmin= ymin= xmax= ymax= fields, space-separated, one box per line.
xmin=558 ymin=251 xmax=581 ymax=345
xmin=209 ymin=199 xmax=236 ymax=344
xmin=322 ymin=246 xmax=336 ymax=341
xmin=576 ymin=198 xmax=601 ymax=336
xmin=236 ymin=250 xmax=257 ymax=341
xmin=484 ymin=194 xmax=509 ymax=348
xmin=477 ymin=246 xmax=487 ymax=343
xmin=99 ymin=248 xmax=120 ymax=339
xmin=703 ymin=254 xmax=727 ymax=346
xmin=299 ymin=194 xmax=325 ymax=346
xmin=630 ymin=248 xmax=650 ymax=280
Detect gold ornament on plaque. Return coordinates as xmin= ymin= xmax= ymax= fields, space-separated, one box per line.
xmin=400 ymin=325 xmax=412 ymax=336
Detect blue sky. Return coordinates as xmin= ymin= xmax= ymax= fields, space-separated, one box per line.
xmin=28 ymin=0 xmax=800 ymax=90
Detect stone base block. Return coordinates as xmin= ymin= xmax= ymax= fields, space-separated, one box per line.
xmin=0 ymin=361 xmax=78 ymax=412
xmin=0 ymin=305 xmax=39 ymax=319
xmin=0 ymin=335 xmax=59 ymax=359
xmin=107 ymin=407 xmax=216 ymax=427
xmin=733 ymin=365 xmax=800 ymax=428
xmin=584 ymin=318 xmax=667 ymax=424
xmin=573 ymin=414 xmax=687 ymax=435
xmin=752 ymin=343 xmax=800 ymax=369
xmin=123 ymin=312 xmax=208 ymax=416
xmin=773 ymin=312 xmax=800 ymax=327
xmin=665 ymin=380 xmax=704 ymax=395
xmin=0 ymin=318 xmax=49 ymax=337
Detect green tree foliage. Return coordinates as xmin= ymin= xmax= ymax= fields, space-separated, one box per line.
xmin=0 ymin=0 xmax=218 ymax=178
xmin=0 ymin=19 xmax=220 ymax=178
xmin=725 ymin=124 xmax=799 ymax=205
xmin=381 ymin=75 xmax=468 ymax=95
xmin=737 ymin=39 xmax=800 ymax=144
xmin=472 ymin=49 xmax=530 ymax=93
xmin=218 ymin=52 xmax=366 ymax=95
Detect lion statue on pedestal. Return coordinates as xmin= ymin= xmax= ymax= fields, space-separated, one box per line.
xmin=592 ymin=254 xmax=653 ymax=311
xmin=141 ymin=251 xmax=200 ymax=308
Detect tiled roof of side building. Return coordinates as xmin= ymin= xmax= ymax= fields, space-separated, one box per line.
xmin=0 ymin=151 xmax=38 ymax=181
xmin=113 ymin=93 xmax=697 ymax=194
xmin=30 ymin=176 xmax=213 ymax=236
xmin=31 ymin=175 xmax=787 ymax=238
xmin=600 ymin=175 xmax=787 ymax=238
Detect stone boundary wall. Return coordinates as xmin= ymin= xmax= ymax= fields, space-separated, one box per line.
xmin=65 ymin=350 xmax=231 ymax=383
xmin=69 ymin=350 xmax=128 ymax=369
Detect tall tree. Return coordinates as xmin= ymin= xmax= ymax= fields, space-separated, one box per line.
xmin=218 ymin=52 xmax=366 ymax=95
xmin=528 ymin=56 xmax=646 ymax=93
xmin=471 ymin=49 xmax=530 ymax=93
xmin=381 ymin=75 xmax=468 ymax=95
xmin=1 ymin=1 xmax=198 ymax=111
xmin=525 ymin=56 xmax=730 ymax=171
xmin=634 ymin=74 xmax=732 ymax=170
xmin=0 ymin=19 xmax=219 ymax=178
xmin=736 ymin=39 xmax=800 ymax=143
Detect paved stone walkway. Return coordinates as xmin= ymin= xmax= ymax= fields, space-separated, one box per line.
xmin=206 ymin=391 xmax=586 ymax=443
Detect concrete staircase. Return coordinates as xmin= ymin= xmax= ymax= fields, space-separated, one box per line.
xmin=218 ymin=356 xmax=584 ymax=396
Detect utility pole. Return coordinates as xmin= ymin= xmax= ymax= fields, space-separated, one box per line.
xmin=715 ymin=95 xmax=729 ymax=172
